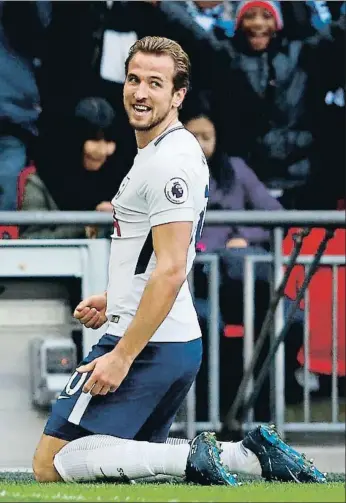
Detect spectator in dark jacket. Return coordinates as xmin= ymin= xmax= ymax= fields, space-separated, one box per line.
xmin=36 ymin=96 xmax=129 ymax=211
xmin=20 ymin=97 xmax=121 ymax=239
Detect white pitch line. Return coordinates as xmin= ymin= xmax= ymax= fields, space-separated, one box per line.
xmin=0 ymin=468 xmax=33 ymax=473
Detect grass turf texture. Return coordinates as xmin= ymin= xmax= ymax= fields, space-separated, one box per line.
xmin=0 ymin=481 xmax=345 ymax=503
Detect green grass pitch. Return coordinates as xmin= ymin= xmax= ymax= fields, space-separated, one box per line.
xmin=0 ymin=477 xmax=345 ymax=503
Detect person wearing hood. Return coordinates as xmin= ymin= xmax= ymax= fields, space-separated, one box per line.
xmin=20 ymin=97 xmax=123 ymax=239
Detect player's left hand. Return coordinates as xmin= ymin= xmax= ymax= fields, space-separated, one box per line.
xmin=76 ymin=350 xmax=133 ymax=396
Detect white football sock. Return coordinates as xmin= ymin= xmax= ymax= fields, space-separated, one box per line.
xmin=54 ymin=435 xmax=189 ymax=482
xmin=166 ymin=437 xmax=262 ymax=475
xmin=220 ymin=441 xmax=262 ymax=475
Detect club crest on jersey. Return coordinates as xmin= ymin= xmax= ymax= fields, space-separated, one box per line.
xmin=114 ymin=176 xmax=130 ymax=199
xmin=164 ymin=178 xmax=188 ymax=204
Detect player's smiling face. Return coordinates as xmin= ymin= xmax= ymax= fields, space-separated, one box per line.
xmin=123 ymin=52 xmax=185 ymax=134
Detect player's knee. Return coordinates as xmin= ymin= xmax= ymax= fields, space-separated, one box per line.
xmin=32 ymin=454 xmax=61 ymax=483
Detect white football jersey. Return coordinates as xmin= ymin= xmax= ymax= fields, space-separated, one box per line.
xmin=106 ymin=122 xmax=209 ymax=342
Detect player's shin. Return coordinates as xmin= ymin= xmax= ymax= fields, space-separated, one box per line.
xmin=54 ymin=435 xmax=189 ymax=482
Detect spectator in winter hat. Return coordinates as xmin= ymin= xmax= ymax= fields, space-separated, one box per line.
xmin=208 ymin=0 xmax=345 ymax=207
xmin=235 ymin=0 xmax=283 ymax=51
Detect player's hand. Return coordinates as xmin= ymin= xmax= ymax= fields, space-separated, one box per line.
xmin=74 ymin=294 xmax=107 ymax=329
xmin=76 ymin=350 xmax=132 ymax=396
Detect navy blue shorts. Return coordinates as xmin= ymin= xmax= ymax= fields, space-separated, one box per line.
xmin=44 ymin=334 xmax=202 ymax=443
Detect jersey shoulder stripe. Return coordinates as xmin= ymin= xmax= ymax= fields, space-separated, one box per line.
xmin=154 ymin=126 xmax=185 ymax=147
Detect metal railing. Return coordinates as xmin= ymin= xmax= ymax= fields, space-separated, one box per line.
xmin=1 ymin=210 xmax=345 ymax=227
xmin=1 ymin=210 xmax=345 ymax=438
xmin=242 ymin=254 xmax=345 ymax=434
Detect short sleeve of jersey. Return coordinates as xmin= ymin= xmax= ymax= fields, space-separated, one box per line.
xmin=145 ymin=155 xmax=195 ymax=227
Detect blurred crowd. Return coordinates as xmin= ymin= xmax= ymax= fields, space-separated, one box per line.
xmin=0 ymin=0 xmax=345 ymax=220
xmin=0 ymin=0 xmax=345 ymax=424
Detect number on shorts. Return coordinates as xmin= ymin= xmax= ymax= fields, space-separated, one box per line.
xmin=65 ymin=371 xmax=88 ymax=396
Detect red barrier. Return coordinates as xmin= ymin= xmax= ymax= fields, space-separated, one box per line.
xmin=283 ymin=228 xmax=345 ymax=376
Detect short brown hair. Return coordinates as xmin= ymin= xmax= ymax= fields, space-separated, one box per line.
xmin=125 ymin=36 xmax=191 ymax=92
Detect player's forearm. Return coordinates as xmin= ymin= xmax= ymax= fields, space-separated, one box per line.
xmin=114 ymin=269 xmax=186 ymax=361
